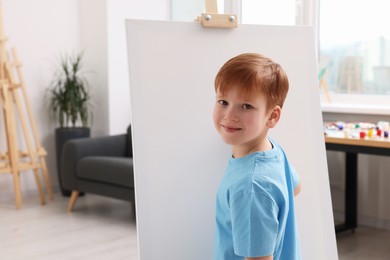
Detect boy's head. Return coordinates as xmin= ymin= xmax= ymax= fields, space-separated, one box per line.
xmin=214 ymin=53 xmax=289 ymax=111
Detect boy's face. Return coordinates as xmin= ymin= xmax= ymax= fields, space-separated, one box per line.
xmin=213 ymin=86 xmax=279 ymax=151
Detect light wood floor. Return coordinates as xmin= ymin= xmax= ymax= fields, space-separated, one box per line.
xmin=0 ymin=192 xmax=138 ymax=260
xmin=1 ymin=192 xmax=390 ymax=259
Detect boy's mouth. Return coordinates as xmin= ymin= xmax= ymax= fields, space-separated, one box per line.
xmin=222 ymin=125 xmax=242 ymax=133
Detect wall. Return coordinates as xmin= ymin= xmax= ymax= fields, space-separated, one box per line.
xmin=106 ymin=0 xmax=170 ymax=135
xmin=79 ymin=0 xmax=171 ymax=136
xmin=79 ymin=0 xmax=109 ymax=137
xmin=324 ymin=112 xmax=390 ymax=230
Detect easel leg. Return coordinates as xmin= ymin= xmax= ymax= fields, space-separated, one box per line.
xmin=40 ymin=157 xmax=53 ymax=200
xmin=321 ymin=79 xmax=332 ymax=103
xmin=12 ymin=170 xmax=22 ymax=208
xmin=3 ymin=82 xmax=23 ymax=208
xmin=33 ymin=169 xmax=46 ymax=205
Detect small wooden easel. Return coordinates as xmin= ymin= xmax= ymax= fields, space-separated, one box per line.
xmin=0 ymin=4 xmax=53 ymax=208
xmin=318 ymin=67 xmax=332 ymax=103
xmin=196 ymin=0 xmax=238 ymax=28
xmin=337 ymin=56 xmax=362 ymax=93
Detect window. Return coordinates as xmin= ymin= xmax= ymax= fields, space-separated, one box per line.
xmin=171 ymin=0 xmax=225 ymax=21
xmin=241 ymin=0 xmax=295 ymax=26
xmin=319 ymin=0 xmax=390 ymax=96
xmin=317 ymin=0 xmax=390 ymax=114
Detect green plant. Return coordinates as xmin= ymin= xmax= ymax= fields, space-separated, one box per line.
xmin=48 ymin=53 xmax=91 ymax=128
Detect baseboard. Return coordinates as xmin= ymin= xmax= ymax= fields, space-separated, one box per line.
xmin=333 ymin=210 xmax=390 ymax=231
xmin=359 ymin=215 xmax=390 ymax=230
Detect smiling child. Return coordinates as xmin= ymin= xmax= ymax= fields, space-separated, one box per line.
xmin=213 ymin=53 xmax=302 ymax=260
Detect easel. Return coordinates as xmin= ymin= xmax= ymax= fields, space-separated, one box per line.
xmin=337 ymin=56 xmax=362 ymax=93
xmin=318 ymin=67 xmax=332 ymax=103
xmin=0 ymin=4 xmax=53 ymax=208
xmin=196 ymin=0 xmax=238 ymax=28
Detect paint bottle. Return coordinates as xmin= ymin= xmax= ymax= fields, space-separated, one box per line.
xmin=376 ymin=128 xmax=382 ymax=137
xmin=367 ymin=129 xmax=373 ymax=138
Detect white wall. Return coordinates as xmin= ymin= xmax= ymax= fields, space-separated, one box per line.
xmin=1 ymin=0 xmax=81 ymax=199
xmin=80 ymin=0 xmax=109 ymax=137
xmin=79 ymin=0 xmax=171 ymax=136
xmin=106 ymin=0 xmax=170 ymax=135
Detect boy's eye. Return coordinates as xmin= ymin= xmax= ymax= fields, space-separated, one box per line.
xmin=242 ymin=104 xmax=254 ymax=110
xmin=218 ymin=100 xmax=228 ymax=106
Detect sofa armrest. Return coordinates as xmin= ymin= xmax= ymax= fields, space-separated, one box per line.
xmin=61 ymin=134 xmax=128 ymax=190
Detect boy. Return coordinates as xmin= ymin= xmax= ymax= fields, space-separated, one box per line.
xmin=213 ymin=53 xmax=302 ymax=260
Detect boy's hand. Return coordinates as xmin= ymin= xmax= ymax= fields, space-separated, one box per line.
xmin=294 ymin=181 xmax=302 ymax=196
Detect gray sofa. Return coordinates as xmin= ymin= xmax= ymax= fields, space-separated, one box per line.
xmin=61 ymin=126 xmax=134 ymax=212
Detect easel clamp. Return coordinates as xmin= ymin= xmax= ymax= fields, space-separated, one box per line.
xmin=197 ymin=13 xmax=238 ymax=28
xmin=197 ymin=0 xmax=238 ymax=28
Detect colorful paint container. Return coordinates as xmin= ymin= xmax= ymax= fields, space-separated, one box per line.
xmin=367 ymin=129 xmax=373 ymax=138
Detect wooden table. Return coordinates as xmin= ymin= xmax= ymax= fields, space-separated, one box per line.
xmin=325 ymin=134 xmax=390 ymax=233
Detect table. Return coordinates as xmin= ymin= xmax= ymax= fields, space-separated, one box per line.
xmin=325 ymin=134 xmax=390 ymax=233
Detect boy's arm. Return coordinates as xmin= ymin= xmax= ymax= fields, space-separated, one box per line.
xmin=245 ymin=256 xmax=273 ymax=260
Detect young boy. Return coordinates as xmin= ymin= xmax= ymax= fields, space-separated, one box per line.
xmin=213 ymin=53 xmax=302 ymax=260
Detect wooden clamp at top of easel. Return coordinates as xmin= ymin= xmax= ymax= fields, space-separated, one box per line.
xmin=196 ymin=0 xmax=238 ymax=28
xmin=0 ymin=3 xmax=53 ymax=208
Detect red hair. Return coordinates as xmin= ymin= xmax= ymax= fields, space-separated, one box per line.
xmin=214 ymin=53 xmax=289 ymax=110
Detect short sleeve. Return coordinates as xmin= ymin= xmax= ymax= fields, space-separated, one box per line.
xmin=230 ymin=191 xmax=278 ymax=257
xmin=290 ymin=166 xmax=300 ymax=189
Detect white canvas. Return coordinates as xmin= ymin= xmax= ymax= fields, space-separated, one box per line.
xmin=126 ymin=20 xmax=337 ymax=260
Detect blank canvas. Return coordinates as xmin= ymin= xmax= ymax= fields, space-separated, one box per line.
xmin=126 ymin=20 xmax=337 ymax=260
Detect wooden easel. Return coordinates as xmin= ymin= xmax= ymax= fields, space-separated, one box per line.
xmin=0 ymin=5 xmax=53 ymax=208
xmin=318 ymin=67 xmax=332 ymax=103
xmin=196 ymin=0 xmax=238 ymax=28
xmin=337 ymin=56 xmax=362 ymax=93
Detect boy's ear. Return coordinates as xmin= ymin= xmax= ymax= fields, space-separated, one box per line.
xmin=266 ymin=105 xmax=281 ymax=128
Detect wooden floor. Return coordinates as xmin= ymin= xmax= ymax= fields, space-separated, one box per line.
xmin=0 ymin=192 xmax=138 ymax=260
xmin=1 ymin=191 xmax=390 ymax=259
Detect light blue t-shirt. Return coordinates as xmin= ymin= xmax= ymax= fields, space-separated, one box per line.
xmin=214 ymin=138 xmax=301 ymax=260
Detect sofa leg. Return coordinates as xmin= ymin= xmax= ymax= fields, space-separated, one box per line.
xmin=67 ymin=191 xmax=79 ymax=212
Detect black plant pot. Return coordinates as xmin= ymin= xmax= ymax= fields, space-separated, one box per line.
xmin=55 ymin=127 xmax=90 ymax=196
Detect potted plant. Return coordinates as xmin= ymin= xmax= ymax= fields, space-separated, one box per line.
xmin=48 ymin=52 xmax=92 ymax=196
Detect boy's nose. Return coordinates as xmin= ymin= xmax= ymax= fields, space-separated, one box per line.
xmin=224 ymin=107 xmax=239 ymax=122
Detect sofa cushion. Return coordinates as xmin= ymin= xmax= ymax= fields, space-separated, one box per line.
xmin=77 ymin=156 xmax=134 ymax=189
